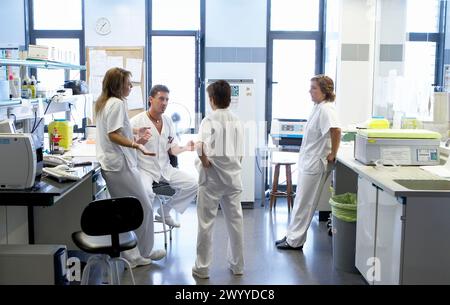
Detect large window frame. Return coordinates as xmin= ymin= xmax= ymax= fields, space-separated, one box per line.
xmin=145 ymin=0 xmax=205 ymax=133
xmin=266 ymin=0 xmax=326 ymax=131
xmin=407 ymin=0 xmax=446 ymax=87
xmin=26 ymin=0 xmax=86 ymax=81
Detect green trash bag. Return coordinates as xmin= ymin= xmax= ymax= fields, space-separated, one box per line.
xmin=329 ymin=193 xmax=357 ymax=222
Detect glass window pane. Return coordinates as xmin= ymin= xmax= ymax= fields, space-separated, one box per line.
xmin=36 ymin=38 xmax=80 ymax=91
xmin=152 ymin=36 xmax=196 ymax=130
xmin=152 ymin=0 xmax=199 ymax=30
xmin=406 ymin=0 xmax=440 ymax=33
xmin=271 ymin=40 xmax=316 ymax=121
xmin=403 ymin=41 xmax=436 ymax=121
xmin=271 ymin=0 xmax=320 ymax=31
xmin=33 ymin=0 xmax=82 ymax=30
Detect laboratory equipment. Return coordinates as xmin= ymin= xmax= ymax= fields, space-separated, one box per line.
xmin=0 ymin=133 xmax=43 ymax=189
xmin=0 ymin=244 xmax=68 ymax=285
xmin=354 ymin=129 xmax=441 ymax=165
xmin=270 ymin=118 xmax=306 ymax=149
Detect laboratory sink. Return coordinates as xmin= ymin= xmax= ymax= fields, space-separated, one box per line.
xmin=393 ymin=179 xmax=450 ymax=191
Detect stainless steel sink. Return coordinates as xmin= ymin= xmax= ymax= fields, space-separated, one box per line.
xmin=393 ymin=179 xmax=450 ymax=191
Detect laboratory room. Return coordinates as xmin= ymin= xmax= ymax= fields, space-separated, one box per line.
xmin=0 ymin=0 xmax=450 ymax=288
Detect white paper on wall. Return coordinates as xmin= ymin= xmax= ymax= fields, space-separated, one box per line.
xmin=107 ymin=56 xmax=123 ymax=70
xmin=126 ymin=58 xmax=143 ymax=82
xmin=126 ymin=86 xmax=144 ymax=110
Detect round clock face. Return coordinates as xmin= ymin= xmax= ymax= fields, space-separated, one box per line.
xmin=95 ymin=17 xmax=111 ymax=35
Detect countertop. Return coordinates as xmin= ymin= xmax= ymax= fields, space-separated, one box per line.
xmin=337 ymin=143 xmax=450 ymax=197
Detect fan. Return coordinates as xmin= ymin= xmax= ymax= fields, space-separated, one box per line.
xmin=165 ymin=102 xmax=192 ymax=140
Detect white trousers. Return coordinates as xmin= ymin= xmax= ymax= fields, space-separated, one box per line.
xmin=286 ymin=164 xmax=333 ymax=248
xmin=195 ymin=184 xmax=244 ymax=274
xmin=140 ymin=168 xmax=198 ymax=214
xmin=101 ymin=164 xmax=154 ymax=257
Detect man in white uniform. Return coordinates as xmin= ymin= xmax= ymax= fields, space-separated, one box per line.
xmin=276 ymin=75 xmax=341 ymax=250
xmin=130 ymin=85 xmax=197 ymax=228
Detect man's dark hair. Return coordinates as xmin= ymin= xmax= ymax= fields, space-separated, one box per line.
xmin=150 ymin=84 xmax=170 ymax=98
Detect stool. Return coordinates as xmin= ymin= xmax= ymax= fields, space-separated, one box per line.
xmin=269 ymin=161 xmax=296 ymax=212
xmin=152 ymin=182 xmax=176 ymax=250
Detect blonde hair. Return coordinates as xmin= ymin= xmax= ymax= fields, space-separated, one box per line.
xmin=95 ymin=67 xmax=132 ymax=116
xmin=311 ymin=74 xmax=336 ymax=102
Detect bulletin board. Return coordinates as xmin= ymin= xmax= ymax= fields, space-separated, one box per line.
xmin=86 ymin=46 xmax=146 ymax=118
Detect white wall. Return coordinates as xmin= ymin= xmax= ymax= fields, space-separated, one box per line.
xmin=205 ymin=0 xmax=267 ymax=118
xmin=335 ymin=0 xmax=376 ymax=129
xmin=0 ymin=0 xmax=25 ymax=46
xmin=85 ymin=0 xmax=146 ymax=46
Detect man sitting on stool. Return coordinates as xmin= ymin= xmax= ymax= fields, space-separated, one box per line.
xmin=131 ymin=85 xmax=198 ymax=228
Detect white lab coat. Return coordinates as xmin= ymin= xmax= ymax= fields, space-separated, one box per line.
xmin=194 ymin=109 xmax=245 ymax=274
xmin=96 ymin=98 xmax=154 ymax=257
xmin=286 ymin=101 xmax=341 ymax=248
xmin=130 ymin=112 xmax=197 ymax=214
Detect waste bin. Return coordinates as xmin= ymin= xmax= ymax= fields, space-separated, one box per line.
xmin=330 ymin=193 xmax=358 ymax=273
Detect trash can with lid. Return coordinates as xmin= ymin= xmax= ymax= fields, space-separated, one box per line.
xmin=330 ymin=192 xmax=358 ymax=273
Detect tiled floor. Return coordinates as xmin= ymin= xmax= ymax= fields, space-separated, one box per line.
xmin=109 ymin=199 xmax=365 ymax=285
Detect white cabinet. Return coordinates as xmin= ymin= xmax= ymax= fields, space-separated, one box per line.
xmin=355 ymin=176 xmax=377 ymax=283
xmin=356 ymin=175 xmax=405 ymax=285
xmin=375 ymin=190 xmax=404 ymax=285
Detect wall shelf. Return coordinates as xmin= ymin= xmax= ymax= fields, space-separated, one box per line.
xmin=0 ymin=58 xmax=85 ymax=70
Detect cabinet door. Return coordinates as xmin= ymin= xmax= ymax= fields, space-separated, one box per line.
xmin=374 ymin=191 xmax=403 ymax=285
xmin=0 ymin=207 xmax=6 ymax=244
xmin=355 ymin=176 xmax=377 ymax=284
xmin=6 ymin=206 xmax=28 ymax=244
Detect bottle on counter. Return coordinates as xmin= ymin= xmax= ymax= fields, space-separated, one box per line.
xmin=30 ymin=75 xmax=37 ymax=99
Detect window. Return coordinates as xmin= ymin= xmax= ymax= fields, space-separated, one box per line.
xmin=372 ymin=0 xmax=445 ymax=130
xmin=152 ymin=0 xmax=200 ymax=31
xmin=270 ymin=0 xmax=320 ymax=31
xmin=267 ymin=0 xmax=324 ymax=123
xmin=33 ymin=0 xmax=82 ymax=30
xmin=28 ymin=0 xmax=85 ymax=91
xmin=36 ymin=38 xmax=81 ymax=91
xmin=149 ymin=0 xmax=204 ymax=132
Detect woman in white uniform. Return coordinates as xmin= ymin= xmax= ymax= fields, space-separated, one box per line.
xmin=192 ymin=80 xmax=245 ymax=279
xmin=95 ymin=67 xmax=166 ymax=267
xmin=276 ymin=75 xmax=341 ymax=250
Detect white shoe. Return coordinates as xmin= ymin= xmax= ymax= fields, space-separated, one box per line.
xmin=148 ymin=249 xmax=166 ymax=261
xmin=155 ymin=214 xmax=180 ymax=228
xmin=192 ymin=266 xmax=209 ymax=279
xmin=229 ymin=265 xmax=244 ymax=276
xmin=124 ymin=256 xmax=152 ymax=269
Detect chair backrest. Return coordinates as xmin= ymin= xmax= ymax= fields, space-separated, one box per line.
xmin=169 ymin=153 xmax=178 ymax=168
xmin=80 ymin=197 xmax=143 ymax=236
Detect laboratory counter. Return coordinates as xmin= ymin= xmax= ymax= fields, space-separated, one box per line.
xmin=336 ymin=144 xmax=450 ymax=198
xmin=0 ymin=162 xmax=101 ymax=206
xmin=0 ymin=143 xmax=106 ymax=247
xmin=335 ymin=143 xmax=450 ymax=285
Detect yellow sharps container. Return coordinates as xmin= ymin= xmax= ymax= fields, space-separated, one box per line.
xmin=48 ymin=119 xmax=73 ymax=151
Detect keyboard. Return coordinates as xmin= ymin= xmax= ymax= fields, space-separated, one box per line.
xmin=43 ymin=166 xmax=81 ymax=182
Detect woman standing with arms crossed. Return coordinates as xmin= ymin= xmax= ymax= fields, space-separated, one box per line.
xmin=95 ymin=67 xmax=166 ymax=267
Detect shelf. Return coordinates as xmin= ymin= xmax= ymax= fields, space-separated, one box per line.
xmin=0 ymin=58 xmax=86 ymax=70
